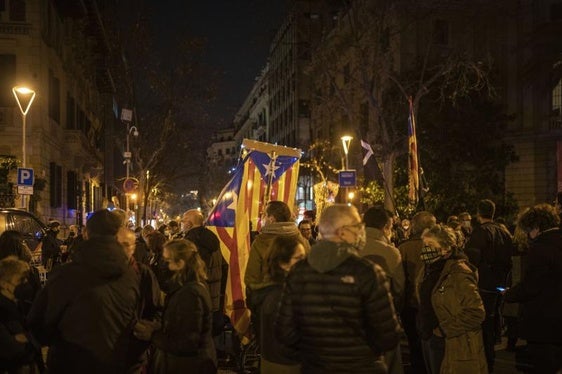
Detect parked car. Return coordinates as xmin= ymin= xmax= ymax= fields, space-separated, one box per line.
xmin=0 ymin=208 xmax=47 ymax=253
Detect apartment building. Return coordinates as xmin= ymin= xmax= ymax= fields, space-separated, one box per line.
xmin=0 ymin=0 xmax=127 ymax=225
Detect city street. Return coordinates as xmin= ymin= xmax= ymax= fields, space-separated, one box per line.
xmin=217 ymin=336 xmax=529 ymax=373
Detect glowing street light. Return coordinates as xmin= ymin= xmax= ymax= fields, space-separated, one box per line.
xmin=12 ymin=86 xmax=36 ymax=211
xmin=341 ymin=135 xmax=353 ymax=170
xmin=12 ymin=86 xmax=36 ymax=168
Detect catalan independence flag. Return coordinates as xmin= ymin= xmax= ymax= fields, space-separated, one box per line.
xmin=206 ymin=139 xmax=301 ymax=328
xmin=408 ymin=97 xmax=419 ymax=205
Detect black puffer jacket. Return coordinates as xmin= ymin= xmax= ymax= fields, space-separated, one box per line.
xmin=505 ymin=228 xmax=562 ymax=343
xmin=276 ymin=240 xmax=401 ymax=374
xmin=28 ymin=236 xmax=139 ymax=373
xmin=186 ymin=226 xmax=224 ymax=312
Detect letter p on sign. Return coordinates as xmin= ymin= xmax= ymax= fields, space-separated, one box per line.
xmin=17 ymin=168 xmax=34 ymax=186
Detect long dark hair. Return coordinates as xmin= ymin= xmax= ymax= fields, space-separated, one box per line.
xmin=164 ymin=239 xmax=207 ymax=285
xmin=146 ymin=231 xmax=167 ymax=256
xmin=267 ymin=235 xmax=303 ymax=283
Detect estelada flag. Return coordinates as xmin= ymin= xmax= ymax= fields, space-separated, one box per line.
xmin=408 ymin=97 xmax=420 ymax=205
xmin=206 ymin=139 xmax=300 ymax=329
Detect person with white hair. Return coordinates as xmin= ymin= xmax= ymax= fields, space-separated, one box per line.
xmin=276 ymin=204 xmax=401 ymax=373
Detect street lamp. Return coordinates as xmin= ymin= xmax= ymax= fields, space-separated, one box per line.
xmin=124 ymin=125 xmax=139 ymax=214
xmin=341 ymin=135 xmax=353 ymax=170
xmin=12 ymin=86 xmax=36 ymax=210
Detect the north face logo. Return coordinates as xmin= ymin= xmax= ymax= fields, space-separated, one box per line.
xmin=341 ymin=275 xmax=355 ymax=284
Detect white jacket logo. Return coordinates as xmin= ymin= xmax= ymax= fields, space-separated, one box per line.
xmin=341 ymin=275 xmax=355 ymax=284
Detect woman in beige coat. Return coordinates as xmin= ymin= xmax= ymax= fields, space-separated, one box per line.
xmin=421 ymin=224 xmax=488 ymax=374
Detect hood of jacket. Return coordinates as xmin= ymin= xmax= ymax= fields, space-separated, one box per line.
xmin=260 ymin=222 xmax=299 ymax=236
xmin=307 ymin=240 xmax=359 ymax=273
xmin=186 ymin=226 xmax=220 ymax=255
xmin=72 ymin=236 xmax=130 ymax=279
xmin=365 ymin=227 xmax=388 ymax=243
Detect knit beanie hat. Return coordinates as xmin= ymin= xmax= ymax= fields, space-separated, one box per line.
xmin=86 ymin=209 xmax=123 ymax=237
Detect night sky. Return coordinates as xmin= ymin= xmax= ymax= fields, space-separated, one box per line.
xmin=150 ymin=0 xmax=287 ymax=129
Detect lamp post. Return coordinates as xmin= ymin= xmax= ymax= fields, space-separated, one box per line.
xmin=340 ymin=135 xmax=353 ymax=205
xmin=341 ymin=135 xmax=353 ymax=170
xmin=12 ymin=86 xmax=36 ymax=210
xmin=124 ymin=124 xmax=139 ymax=215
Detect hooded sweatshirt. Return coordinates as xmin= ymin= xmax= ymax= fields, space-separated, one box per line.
xmin=28 ymin=236 xmax=139 ymax=373
xmin=244 ymin=222 xmax=303 ymax=291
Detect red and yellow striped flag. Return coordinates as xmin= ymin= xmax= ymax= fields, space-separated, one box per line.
xmin=408 ymin=97 xmax=419 ymax=205
xmin=206 ymin=139 xmax=300 ymax=329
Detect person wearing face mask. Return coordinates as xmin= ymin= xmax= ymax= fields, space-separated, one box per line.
xmin=276 ymin=204 xmax=401 ymax=373
xmin=41 ymin=220 xmax=63 ymax=272
xmin=362 ymin=206 xmax=405 ymax=374
xmin=417 ymin=224 xmax=487 ymax=374
xmin=258 ymin=235 xmax=307 ymax=373
xmin=244 ymin=201 xmax=309 ymax=329
xmin=0 ymin=256 xmax=44 ymax=372
xmin=0 ymin=231 xmax=42 ymax=317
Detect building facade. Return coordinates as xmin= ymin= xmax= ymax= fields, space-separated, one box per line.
xmin=0 ymin=0 xmax=128 ymax=226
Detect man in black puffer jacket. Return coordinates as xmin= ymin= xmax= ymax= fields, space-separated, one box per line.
xmin=28 ymin=210 xmax=140 ymax=373
xmin=276 ymin=204 xmax=401 ymax=373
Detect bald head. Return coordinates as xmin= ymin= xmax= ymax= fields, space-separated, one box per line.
xmin=182 ymin=209 xmax=205 ymax=232
xmin=318 ymin=204 xmax=361 ymax=240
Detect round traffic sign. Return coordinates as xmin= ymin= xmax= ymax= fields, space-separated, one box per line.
xmin=123 ymin=178 xmax=138 ymax=193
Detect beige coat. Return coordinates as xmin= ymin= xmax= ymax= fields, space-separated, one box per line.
xmin=432 ymin=259 xmax=488 ymax=374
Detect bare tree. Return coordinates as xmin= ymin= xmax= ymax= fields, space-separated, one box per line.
xmin=116 ymin=4 xmax=218 ymax=223
xmin=308 ymin=0 xmax=501 ymax=212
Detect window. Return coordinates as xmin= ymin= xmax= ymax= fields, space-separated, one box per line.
xmin=49 ymin=162 xmax=62 ymax=208
xmin=66 ymin=93 xmax=76 ymax=129
xmin=0 ymin=55 xmax=16 ymax=107
xmin=48 ymin=70 xmax=60 ymax=123
xmin=67 ymin=171 xmax=77 ymax=209
xmin=432 ymin=19 xmax=449 ymax=46
xmin=9 ymin=0 xmax=25 ymax=22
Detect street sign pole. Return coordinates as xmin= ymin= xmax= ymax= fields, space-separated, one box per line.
xmin=17 ymin=168 xmax=34 ymax=210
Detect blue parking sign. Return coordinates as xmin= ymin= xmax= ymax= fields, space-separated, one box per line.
xmin=338 ymin=170 xmax=357 ymax=187
xmin=17 ymin=168 xmax=34 ymax=186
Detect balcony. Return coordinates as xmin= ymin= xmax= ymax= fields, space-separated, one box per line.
xmin=550 ymin=116 xmax=562 ymax=130
xmin=0 ymin=22 xmax=32 ymax=35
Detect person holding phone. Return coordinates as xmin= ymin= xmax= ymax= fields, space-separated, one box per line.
xmin=504 ymin=204 xmax=562 ymax=373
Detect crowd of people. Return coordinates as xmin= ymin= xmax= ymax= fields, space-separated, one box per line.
xmin=243 ymin=198 xmax=561 ymax=374
xmin=0 ymin=196 xmax=561 ymax=373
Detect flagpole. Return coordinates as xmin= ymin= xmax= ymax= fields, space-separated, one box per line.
xmin=408 ymin=96 xmax=420 ymax=209
xmin=264 ymin=151 xmax=277 ymax=205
